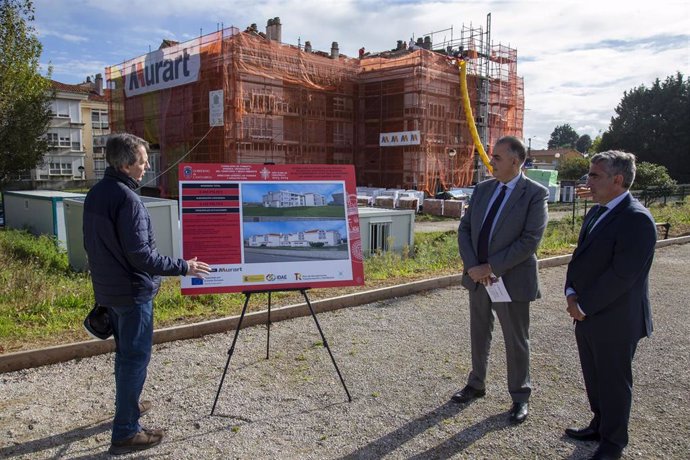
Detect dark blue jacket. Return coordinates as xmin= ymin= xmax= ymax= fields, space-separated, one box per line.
xmin=83 ymin=167 xmax=188 ymax=307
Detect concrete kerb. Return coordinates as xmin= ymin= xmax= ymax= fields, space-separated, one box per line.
xmin=2 ymin=235 xmax=688 ymax=374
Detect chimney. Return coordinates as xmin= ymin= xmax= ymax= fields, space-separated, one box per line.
xmin=95 ymin=73 xmax=104 ymax=96
xmin=330 ymin=41 xmax=339 ymax=59
xmin=272 ymin=17 xmax=281 ymax=43
xmin=423 ymin=36 xmax=432 ymax=50
xmin=304 ymin=41 xmax=312 ymax=53
xmin=86 ymin=76 xmax=91 ymax=83
xmin=266 ymin=18 xmax=274 ymax=40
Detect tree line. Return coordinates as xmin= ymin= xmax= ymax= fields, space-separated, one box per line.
xmin=548 ymin=73 xmax=689 ymax=187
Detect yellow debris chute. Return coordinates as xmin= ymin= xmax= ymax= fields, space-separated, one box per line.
xmin=457 ymin=59 xmax=493 ymax=174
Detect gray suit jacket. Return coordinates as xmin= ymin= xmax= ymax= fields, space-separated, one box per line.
xmin=458 ymin=174 xmax=549 ymax=302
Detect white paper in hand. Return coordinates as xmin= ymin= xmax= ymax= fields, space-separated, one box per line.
xmin=485 ymin=276 xmax=512 ymax=302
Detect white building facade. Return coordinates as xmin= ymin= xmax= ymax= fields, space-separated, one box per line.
xmin=246 ymin=229 xmax=341 ymax=247
xmin=262 ymin=190 xmax=327 ymax=207
xmin=32 ymin=76 xmax=109 ymax=183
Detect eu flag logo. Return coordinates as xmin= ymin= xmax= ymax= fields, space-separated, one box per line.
xmin=191 ymin=278 xmax=204 ymax=286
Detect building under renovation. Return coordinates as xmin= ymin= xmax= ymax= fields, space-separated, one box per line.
xmin=106 ymin=15 xmax=523 ymax=198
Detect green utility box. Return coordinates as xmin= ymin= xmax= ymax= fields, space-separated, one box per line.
xmin=525 ymin=169 xmax=558 ymax=187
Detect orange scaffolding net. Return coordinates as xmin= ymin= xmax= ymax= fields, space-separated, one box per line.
xmin=106 ymin=23 xmax=523 ymax=198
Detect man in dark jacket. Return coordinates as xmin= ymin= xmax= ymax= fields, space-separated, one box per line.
xmin=83 ymin=133 xmax=210 ymax=456
xmin=564 ymin=151 xmax=656 ymax=460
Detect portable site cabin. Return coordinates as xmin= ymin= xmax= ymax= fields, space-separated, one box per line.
xmin=357 ymin=207 xmax=415 ymax=256
xmin=2 ymin=190 xmax=86 ymax=248
xmin=64 ymin=196 xmax=181 ymax=271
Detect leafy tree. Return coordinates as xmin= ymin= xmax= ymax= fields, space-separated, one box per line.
xmin=557 ymin=156 xmax=590 ymax=180
xmin=548 ymin=124 xmax=579 ymax=149
xmin=0 ymin=0 xmax=52 ymax=185
xmin=589 ymin=134 xmax=602 ymax=154
xmin=598 ymin=73 xmax=690 ymax=183
xmin=575 ymin=134 xmax=592 ymax=153
xmin=633 ymin=161 xmax=676 ymax=189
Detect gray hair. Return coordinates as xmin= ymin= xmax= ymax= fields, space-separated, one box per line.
xmin=495 ymin=136 xmax=526 ymax=163
xmin=590 ymin=150 xmax=637 ymax=189
xmin=106 ymin=133 xmax=149 ymax=169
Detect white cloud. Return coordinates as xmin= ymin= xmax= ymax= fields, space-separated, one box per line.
xmin=36 ymin=26 xmax=88 ymax=44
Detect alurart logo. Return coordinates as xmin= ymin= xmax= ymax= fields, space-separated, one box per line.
xmin=122 ymin=42 xmax=201 ymax=97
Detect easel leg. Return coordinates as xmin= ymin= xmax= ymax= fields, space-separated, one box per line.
xmin=300 ymin=289 xmax=352 ymax=402
xmin=210 ymin=292 xmax=252 ymax=415
xmin=266 ymin=291 xmax=272 ymax=360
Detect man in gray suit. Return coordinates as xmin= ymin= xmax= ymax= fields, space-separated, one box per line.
xmin=453 ymin=136 xmax=548 ymax=423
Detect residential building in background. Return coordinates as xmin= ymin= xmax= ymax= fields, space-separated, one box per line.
xmin=527 ymin=148 xmax=583 ymax=170
xmin=33 ymin=75 xmax=109 ymax=185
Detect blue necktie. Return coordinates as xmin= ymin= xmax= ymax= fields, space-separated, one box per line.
xmin=477 ymin=185 xmax=507 ymax=263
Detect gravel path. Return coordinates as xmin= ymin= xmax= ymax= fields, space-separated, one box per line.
xmin=1 ymin=244 xmax=688 ymax=459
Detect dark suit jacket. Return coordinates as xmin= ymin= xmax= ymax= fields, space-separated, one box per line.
xmin=565 ymin=193 xmax=656 ymax=341
xmin=458 ymin=174 xmax=549 ymax=302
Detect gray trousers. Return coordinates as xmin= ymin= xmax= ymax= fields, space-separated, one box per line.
xmin=466 ymin=286 xmax=531 ymax=403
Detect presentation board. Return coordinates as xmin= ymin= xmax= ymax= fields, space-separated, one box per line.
xmin=178 ymin=163 xmax=364 ymax=294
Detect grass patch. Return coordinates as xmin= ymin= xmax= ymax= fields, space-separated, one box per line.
xmin=1 ymin=201 xmax=687 ymax=353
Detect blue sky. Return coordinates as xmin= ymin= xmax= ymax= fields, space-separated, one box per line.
xmin=33 ymin=0 xmax=690 ymax=149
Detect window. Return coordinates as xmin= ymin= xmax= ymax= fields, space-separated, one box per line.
xmin=91 ymin=110 xmax=109 ymax=129
xmin=244 ymin=116 xmax=273 ymax=139
xmin=46 ymin=132 xmax=58 ymax=146
xmin=93 ymin=134 xmax=108 ymax=148
xmin=54 ymin=100 xmax=70 ymax=118
xmin=94 ymin=159 xmax=106 ymax=179
xmin=48 ymin=161 xmax=74 ymax=176
xmin=59 ymin=133 xmax=70 ymax=147
xmin=369 ymin=222 xmax=391 ymax=254
xmin=70 ymin=130 xmax=82 ymax=151
xmin=51 ymin=99 xmax=81 ymax=121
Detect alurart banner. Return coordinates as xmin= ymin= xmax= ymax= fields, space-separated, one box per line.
xmin=178 ymin=163 xmax=365 ymax=294
xmin=121 ymin=40 xmax=201 ymax=97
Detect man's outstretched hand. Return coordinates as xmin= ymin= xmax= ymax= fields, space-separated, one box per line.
xmin=186 ymin=257 xmax=211 ymax=278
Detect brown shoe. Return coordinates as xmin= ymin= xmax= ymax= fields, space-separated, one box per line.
xmin=108 ymin=428 xmax=165 ymax=455
xmin=139 ymin=400 xmax=152 ymax=416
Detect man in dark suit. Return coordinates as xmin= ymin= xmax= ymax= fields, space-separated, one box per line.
xmin=564 ymin=151 xmax=656 ymax=460
xmin=454 ymin=136 xmax=549 ymax=424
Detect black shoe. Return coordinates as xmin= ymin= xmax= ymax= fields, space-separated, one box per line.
xmin=565 ymin=426 xmax=600 ymax=442
xmin=508 ymin=402 xmax=528 ymax=423
xmin=588 ymin=447 xmax=622 ymax=460
xmin=451 ymin=385 xmax=486 ymax=403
